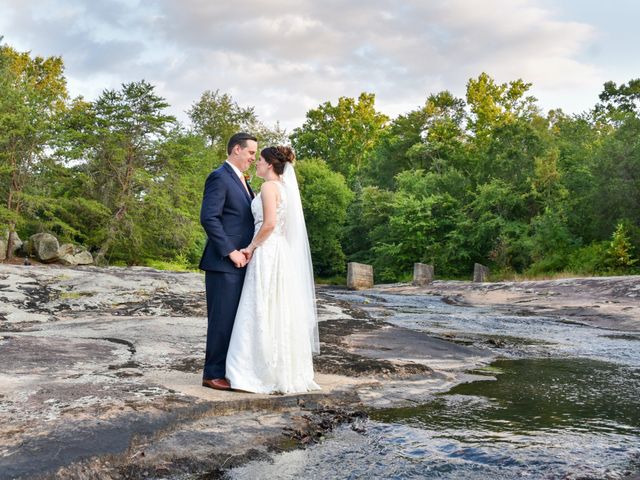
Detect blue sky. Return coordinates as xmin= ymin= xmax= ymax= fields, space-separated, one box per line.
xmin=1 ymin=0 xmax=638 ymax=131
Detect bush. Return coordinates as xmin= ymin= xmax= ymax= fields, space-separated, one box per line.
xmin=566 ymin=242 xmax=609 ymax=275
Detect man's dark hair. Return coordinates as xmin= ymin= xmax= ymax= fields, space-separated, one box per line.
xmin=227 ymin=132 xmax=257 ymax=155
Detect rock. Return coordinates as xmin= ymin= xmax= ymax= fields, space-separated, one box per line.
xmin=473 ymin=263 xmax=490 ymax=282
xmin=8 ymin=231 xmax=23 ymax=256
xmin=347 ymin=262 xmax=374 ymax=290
xmin=0 ymin=238 xmax=6 ymax=261
xmin=58 ymin=243 xmax=74 ymax=257
xmin=58 ymin=253 xmax=78 ymax=266
xmin=57 ymin=244 xmax=93 ymax=265
xmin=413 ymin=263 xmax=434 ymax=285
xmin=29 ymin=233 xmax=60 ymax=263
xmin=73 ymin=250 xmax=94 ymax=265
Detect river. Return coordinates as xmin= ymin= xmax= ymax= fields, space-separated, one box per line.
xmin=228 ymin=290 xmax=640 ymax=479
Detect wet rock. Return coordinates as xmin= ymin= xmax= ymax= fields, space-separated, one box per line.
xmin=282 ymin=407 xmax=368 ymax=445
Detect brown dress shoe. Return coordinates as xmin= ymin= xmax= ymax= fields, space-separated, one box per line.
xmin=202 ymin=378 xmax=231 ymax=390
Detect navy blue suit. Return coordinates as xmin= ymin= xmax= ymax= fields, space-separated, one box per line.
xmin=199 ymin=162 xmax=254 ymax=379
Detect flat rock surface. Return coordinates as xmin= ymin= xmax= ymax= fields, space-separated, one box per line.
xmin=3 ymin=265 xmax=635 ymax=478
xmin=385 ymin=276 xmax=640 ymax=331
xmin=0 ymin=264 xmax=483 ymax=479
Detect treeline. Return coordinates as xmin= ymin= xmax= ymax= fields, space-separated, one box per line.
xmin=1 ymin=42 xmax=639 ymax=280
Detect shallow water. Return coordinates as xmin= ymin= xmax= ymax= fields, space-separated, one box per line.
xmin=228 ymin=291 xmax=640 ymax=479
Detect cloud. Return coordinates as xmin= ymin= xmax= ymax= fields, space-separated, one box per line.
xmin=0 ymin=0 xmax=602 ymax=129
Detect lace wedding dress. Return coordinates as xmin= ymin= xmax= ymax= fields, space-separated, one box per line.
xmin=226 ymin=180 xmax=320 ymax=394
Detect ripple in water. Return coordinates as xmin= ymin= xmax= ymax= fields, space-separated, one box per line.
xmin=228 ymin=358 xmax=640 ymax=479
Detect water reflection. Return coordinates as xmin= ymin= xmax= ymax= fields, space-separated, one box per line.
xmin=374 ymin=359 xmax=640 ymax=436
xmin=228 ymin=291 xmax=640 ymax=479
xmin=229 ymin=359 xmax=640 ymax=479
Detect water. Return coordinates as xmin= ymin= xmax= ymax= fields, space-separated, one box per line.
xmin=228 ymin=291 xmax=640 ymax=479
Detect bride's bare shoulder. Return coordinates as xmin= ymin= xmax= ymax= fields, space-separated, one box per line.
xmin=259 ymin=180 xmax=280 ymax=198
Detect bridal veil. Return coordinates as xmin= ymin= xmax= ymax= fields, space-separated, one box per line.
xmin=282 ymin=162 xmax=320 ymax=354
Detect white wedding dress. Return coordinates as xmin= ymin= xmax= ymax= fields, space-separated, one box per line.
xmin=226 ymin=180 xmax=320 ymax=394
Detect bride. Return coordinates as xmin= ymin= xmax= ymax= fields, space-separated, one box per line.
xmin=225 ymin=146 xmax=320 ymax=394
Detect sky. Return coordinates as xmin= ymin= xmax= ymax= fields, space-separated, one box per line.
xmin=1 ymin=0 xmax=638 ymax=131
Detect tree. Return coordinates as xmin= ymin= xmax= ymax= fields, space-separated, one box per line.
xmin=295 ymin=159 xmax=353 ymax=276
xmin=363 ymin=91 xmax=467 ymax=188
xmin=188 ymin=89 xmax=287 ymax=164
xmin=466 ymin=73 xmax=539 ymax=140
xmin=597 ymin=78 xmax=640 ymax=116
xmin=0 ymin=44 xmax=68 ymax=257
xmin=188 ymin=90 xmax=258 ymax=160
xmin=606 ymin=222 xmax=637 ymax=271
xmin=134 ymin=129 xmax=214 ymax=266
xmin=290 ymin=93 xmax=388 ymax=185
xmin=588 ymin=115 xmax=640 ymax=241
xmin=342 ymin=185 xmax=396 ymax=264
xmin=67 ymin=81 xmax=176 ymax=264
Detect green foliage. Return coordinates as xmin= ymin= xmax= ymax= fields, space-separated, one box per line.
xmin=188 ymin=90 xmax=259 ymax=160
xmin=343 ymin=186 xmax=395 ymax=264
xmin=372 ymin=191 xmax=463 ymax=281
xmin=2 ymin=39 xmax=639 ymax=282
xmin=526 ymin=208 xmax=575 ymax=274
xmin=606 ymin=223 xmax=638 ymax=271
xmin=363 ymin=91 xmax=467 ymax=188
xmin=0 ymin=44 xmax=70 ymax=257
xmin=290 ymin=93 xmax=388 ymax=185
xmin=588 ymin=116 xmax=640 ymax=240
xmin=566 ymin=242 xmax=609 ymax=275
xmin=295 ymin=158 xmax=354 ymax=276
xmin=597 ymin=78 xmax=640 ymax=116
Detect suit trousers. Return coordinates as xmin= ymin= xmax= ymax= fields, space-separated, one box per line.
xmin=203 ymin=270 xmax=246 ymax=379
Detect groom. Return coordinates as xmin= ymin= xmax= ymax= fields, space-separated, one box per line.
xmin=199 ymin=132 xmax=257 ymax=390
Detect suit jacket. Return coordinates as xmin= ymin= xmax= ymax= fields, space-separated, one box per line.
xmin=199 ymin=162 xmax=255 ymax=273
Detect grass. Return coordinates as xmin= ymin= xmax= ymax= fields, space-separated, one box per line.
xmin=144 ymin=259 xmax=200 ymax=272
xmin=490 ymin=269 xmax=639 ymax=282
xmin=490 ymin=271 xmax=586 ymax=282
xmin=315 ymin=274 xmax=347 ymax=286
xmin=58 ymin=291 xmax=94 ymax=299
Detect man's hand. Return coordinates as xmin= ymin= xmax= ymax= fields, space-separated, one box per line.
xmin=229 ymin=250 xmax=247 ymax=268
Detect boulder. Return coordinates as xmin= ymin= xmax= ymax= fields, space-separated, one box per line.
xmin=29 ymin=233 xmax=60 ymax=263
xmin=58 ymin=244 xmax=93 ymax=266
xmin=0 ymin=238 xmax=6 ymax=261
xmin=58 ymin=254 xmax=78 ymax=266
xmin=74 ymin=250 xmax=94 ymax=265
xmin=5 ymin=231 xmax=23 ymax=256
xmin=347 ymin=262 xmax=374 ymax=290
xmin=58 ymin=243 xmax=74 ymax=257
xmin=413 ymin=263 xmax=434 ymax=285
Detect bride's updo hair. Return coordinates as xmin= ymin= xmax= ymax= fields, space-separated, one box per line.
xmin=261 ymin=146 xmax=295 ymax=175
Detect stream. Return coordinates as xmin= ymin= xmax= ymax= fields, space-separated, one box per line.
xmin=228 ymin=290 xmax=640 ymax=479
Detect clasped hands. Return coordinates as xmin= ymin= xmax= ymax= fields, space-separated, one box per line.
xmin=229 ymin=247 xmax=255 ymax=268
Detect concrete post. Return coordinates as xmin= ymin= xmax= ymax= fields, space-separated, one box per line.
xmin=347 ymin=262 xmax=374 ymax=290
xmin=413 ymin=263 xmax=434 ymax=285
xmin=473 ymin=263 xmax=490 ymax=282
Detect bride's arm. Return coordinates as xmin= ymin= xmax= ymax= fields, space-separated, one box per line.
xmin=243 ymin=181 xmax=279 ymax=256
